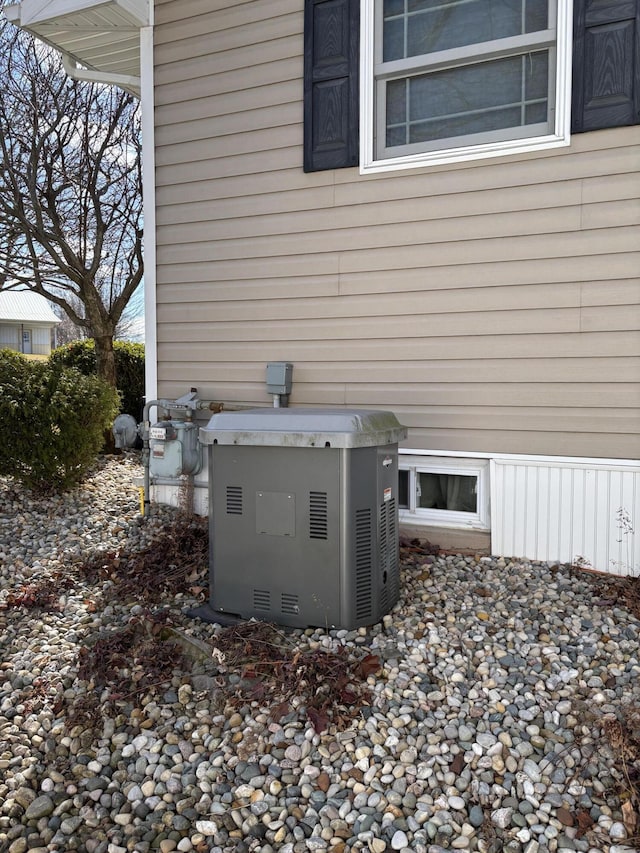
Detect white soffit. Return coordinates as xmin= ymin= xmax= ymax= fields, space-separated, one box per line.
xmin=4 ymin=0 xmax=148 ymax=79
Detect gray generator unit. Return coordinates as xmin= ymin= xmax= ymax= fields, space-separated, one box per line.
xmin=197 ymin=408 xmax=407 ymax=630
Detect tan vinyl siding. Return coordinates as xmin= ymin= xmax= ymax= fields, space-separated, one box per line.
xmin=154 ymin=0 xmax=640 ymax=460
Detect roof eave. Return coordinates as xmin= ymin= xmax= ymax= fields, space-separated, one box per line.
xmin=3 ymin=0 xmax=147 ymax=95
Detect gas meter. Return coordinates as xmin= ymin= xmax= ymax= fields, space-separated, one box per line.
xmin=149 ymin=418 xmax=201 ymax=478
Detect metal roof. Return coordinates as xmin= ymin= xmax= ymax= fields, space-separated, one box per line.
xmin=0 ymin=291 xmax=61 ymax=324
xmin=3 ymin=0 xmax=148 ymax=92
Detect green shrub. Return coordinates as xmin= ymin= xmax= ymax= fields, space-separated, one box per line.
xmin=113 ymin=341 xmax=146 ymax=419
xmin=49 ymin=339 xmax=98 ymax=375
xmin=0 ymin=352 xmax=119 ymax=492
xmin=50 ymin=339 xmax=145 ymax=418
xmin=0 ymin=348 xmax=29 ymax=383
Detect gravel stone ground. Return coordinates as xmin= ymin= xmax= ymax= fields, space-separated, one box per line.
xmin=1 ymin=454 xmax=639 ymax=853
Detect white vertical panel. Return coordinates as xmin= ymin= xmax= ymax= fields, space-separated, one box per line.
xmin=141 ymin=24 xmax=158 ymax=402
xmin=492 ymin=459 xmax=640 ymax=575
xmin=546 ymin=465 xmax=562 ymax=561
xmin=0 ymin=326 xmax=19 ymax=347
xmin=152 ymin=481 xmax=209 ymax=516
xmin=595 ymin=468 xmax=612 ymax=568
xmin=32 ymin=327 xmax=50 ymax=353
xmin=523 ymin=464 xmax=539 ymax=558
xmin=571 ymin=468 xmax=586 ymax=560
xmin=611 ymin=470 xmax=639 ymax=575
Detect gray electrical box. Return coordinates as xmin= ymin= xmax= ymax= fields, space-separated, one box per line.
xmin=266 ymin=362 xmax=293 ymax=395
xmin=198 ymin=408 xmax=407 ymax=630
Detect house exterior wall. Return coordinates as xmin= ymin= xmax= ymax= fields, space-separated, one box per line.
xmin=0 ymin=323 xmax=53 ymax=355
xmin=0 ymin=324 xmax=21 ymax=351
xmin=153 ymin=0 xmax=639 ymax=462
xmin=152 ymin=0 xmax=640 ymax=570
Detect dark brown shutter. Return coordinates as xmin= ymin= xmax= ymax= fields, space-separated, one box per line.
xmin=572 ymin=0 xmax=640 ymax=132
xmin=303 ymin=0 xmax=359 ymax=172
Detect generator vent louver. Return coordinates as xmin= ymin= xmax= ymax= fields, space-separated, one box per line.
xmin=380 ymin=500 xmax=388 ymax=564
xmin=379 ymin=498 xmax=398 ymax=567
xmin=381 ymin=497 xmax=400 ymax=606
xmin=380 ymin=582 xmax=389 ymax=615
xmin=309 ymin=491 xmax=328 ymax=539
xmin=226 ymin=485 xmax=243 ymax=515
xmin=389 ymin=498 xmax=400 ymax=603
xmin=355 ymin=507 xmax=373 ymax=620
xmin=281 ymin=592 xmax=300 ymax=614
xmin=253 ymin=588 xmax=271 ymax=611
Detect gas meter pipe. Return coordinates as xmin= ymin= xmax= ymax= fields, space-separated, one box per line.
xmin=141 ymin=399 xmax=171 ymax=516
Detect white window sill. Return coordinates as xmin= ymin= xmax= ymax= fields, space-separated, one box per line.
xmin=400 ymin=508 xmax=490 ymax=530
xmin=360 ymin=132 xmax=571 ymax=174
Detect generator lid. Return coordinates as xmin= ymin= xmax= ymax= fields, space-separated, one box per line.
xmin=200 ymin=407 xmax=407 ymax=448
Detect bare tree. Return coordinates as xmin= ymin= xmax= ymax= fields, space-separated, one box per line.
xmin=115 ymin=284 xmax=145 ymax=342
xmin=0 ymin=17 xmax=143 ymax=387
xmin=54 ymin=312 xmax=86 ymax=347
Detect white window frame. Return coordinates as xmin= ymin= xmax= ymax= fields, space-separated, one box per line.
xmin=399 ymin=456 xmax=490 ymax=530
xmin=360 ymin=0 xmax=573 ymax=173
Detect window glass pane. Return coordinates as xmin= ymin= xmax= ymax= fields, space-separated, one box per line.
xmin=526 ymin=0 xmax=549 ymax=31
xmin=524 ymin=50 xmax=549 ymax=100
xmin=386 ymin=124 xmax=409 ymax=146
xmin=387 ymin=78 xmax=407 ymax=125
xmin=398 ymin=469 xmax=409 ymax=509
xmin=525 ymin=101 xmax=548 ymax=123
xmin=386 ymin=52 xmax=549 ymax=146
xmin=383 ymin=17 xmax=405 ymax=62
xmin=384 ymin=0 xmax=405 ymax=16
xmin=384 ymin=0 xmax=549 ymax=60
xmin=419 ymin=473 xmax=477 ymax=512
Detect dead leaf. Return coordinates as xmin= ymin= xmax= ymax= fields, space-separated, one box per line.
xmin=307 ymin=706 xmax=330 ymax=733
xmin=575 ymin=810 xmax=594 ymax=837
xmin=270 ymin=701 xmax=290 ymax=722
xmin=359 ymin=654 xmax=381 ymax=677
xmin=339 ymin=689 xmax=358 ymax=705
xmin=622 ymin=800 xmax=638 ymax=836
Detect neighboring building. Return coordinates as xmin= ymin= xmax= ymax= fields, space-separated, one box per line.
xmin=5 ymin=0 xmax=640 ymax=574
xmin=0 ymin=291 xmax=61 ymax=356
